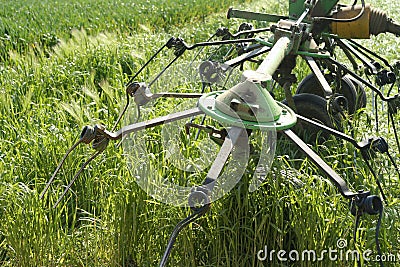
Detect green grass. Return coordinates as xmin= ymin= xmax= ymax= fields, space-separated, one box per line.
xmin=1 ymin=0 xmax=400 ymax=266
xmin=0 ymin=0 xmax=254 ymax=58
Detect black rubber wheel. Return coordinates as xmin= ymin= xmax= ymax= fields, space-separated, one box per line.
xmin=346 ymin=75 xmax=367 ymax=110
xmin=282 ymin=93 xmax=340 ymax=143
xmin=296 ymin=74 xmax=358 ymax=114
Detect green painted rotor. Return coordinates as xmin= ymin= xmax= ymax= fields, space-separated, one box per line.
xmin=198 ymin=82 xmax=297 ymax=131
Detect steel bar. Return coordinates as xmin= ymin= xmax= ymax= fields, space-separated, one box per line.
xmin=296 ymin=114 xmax=360 ymax=147
xmin=151 ymin=92 xmax=203 ymax=99
xmin=347 ymin=39 xmax=393 ymax=71
xmin=201 ymin=127 xmax=247 ymax=189
xmin=224 ymin=46 xmax=271 ymax=67
xmin=337 ymin=39 xmax=378 ymax=74
xmin=231 ymin=27 xmax=271 ymax=38
xmin=282 ymin=129 xmax=356 ymax=198
xmin=160 ymin=127 xmax=247 ymax=266
xmin=186 ymin=38 xmax=257 ymax=50
xmin=100 ymin=107 xmax=204 ymax=140
xmin=328 ymin=58 xmax=396 ymax=101
xmin=304 ymin=56 xmax=333 ymax=96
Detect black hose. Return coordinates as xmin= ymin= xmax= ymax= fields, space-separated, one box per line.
xmin=314 ymin=0 xmax=365 ymax=23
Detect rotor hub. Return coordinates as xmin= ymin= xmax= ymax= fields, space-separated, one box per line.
xmin=198 ymin=72 xmax=297 ymax=130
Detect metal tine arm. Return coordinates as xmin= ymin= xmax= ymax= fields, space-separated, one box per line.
xmin=328 ymin=57 xmax=397 ymax=102
xmin=386 ymin=152 xmax=400 ymax=181
xmin=43 ymin=108 xmax=204 ymax=206
xmin=301 ymin=113 xmax=400 ymax=175
xmin=159 ymin=127 xmax=246 ymax=267
xmin=41 ymin=123 xmax=108 ymax=201
xmin=282 ymin=129 xmax=357 ymax=199
xmin=126 ymin=38 xmax=173 ymax=86
xmin=40 ymin=139 xmax=83 ymax=199
xmin=99 ymin=108 xmax=204 ymax=140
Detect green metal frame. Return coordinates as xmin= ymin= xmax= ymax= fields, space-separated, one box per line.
xmin=198 ymin=36 xmax=298 ymax=130
xmin=289 ymin=0 xmax=340 ymax=19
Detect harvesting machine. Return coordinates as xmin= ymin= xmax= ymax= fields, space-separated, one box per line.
xmin=42 ymin=0 xmax=400 ymax=265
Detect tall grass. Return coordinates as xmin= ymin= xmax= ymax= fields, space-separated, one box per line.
xmin=1 ymin=0 xmax=400 ymax=266
xmin=0 ymin=0 xmax=253 ymax=59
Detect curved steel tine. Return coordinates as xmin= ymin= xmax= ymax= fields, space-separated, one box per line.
xmin=159 ymin=205 xmax=209 ymax=267
xmin=40 ymin=139 xmax=83 ymax=199
xmin=111 ymin=91 xmax=130 ymax=132
xmin=53 ymin=150 xmax=102 ymax=208
xmin=386 ymin=151 xmax=400 ymax=182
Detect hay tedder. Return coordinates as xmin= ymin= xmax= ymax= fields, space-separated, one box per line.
xmin=41 ymin=0 xmax=400 ymax=265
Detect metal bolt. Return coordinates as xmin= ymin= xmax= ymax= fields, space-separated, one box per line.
xmin=96 ymin=124 xmax=105 ymax=131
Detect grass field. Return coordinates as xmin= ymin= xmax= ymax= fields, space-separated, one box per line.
xmin=1 ymin=0 xmax=400 ymax=266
